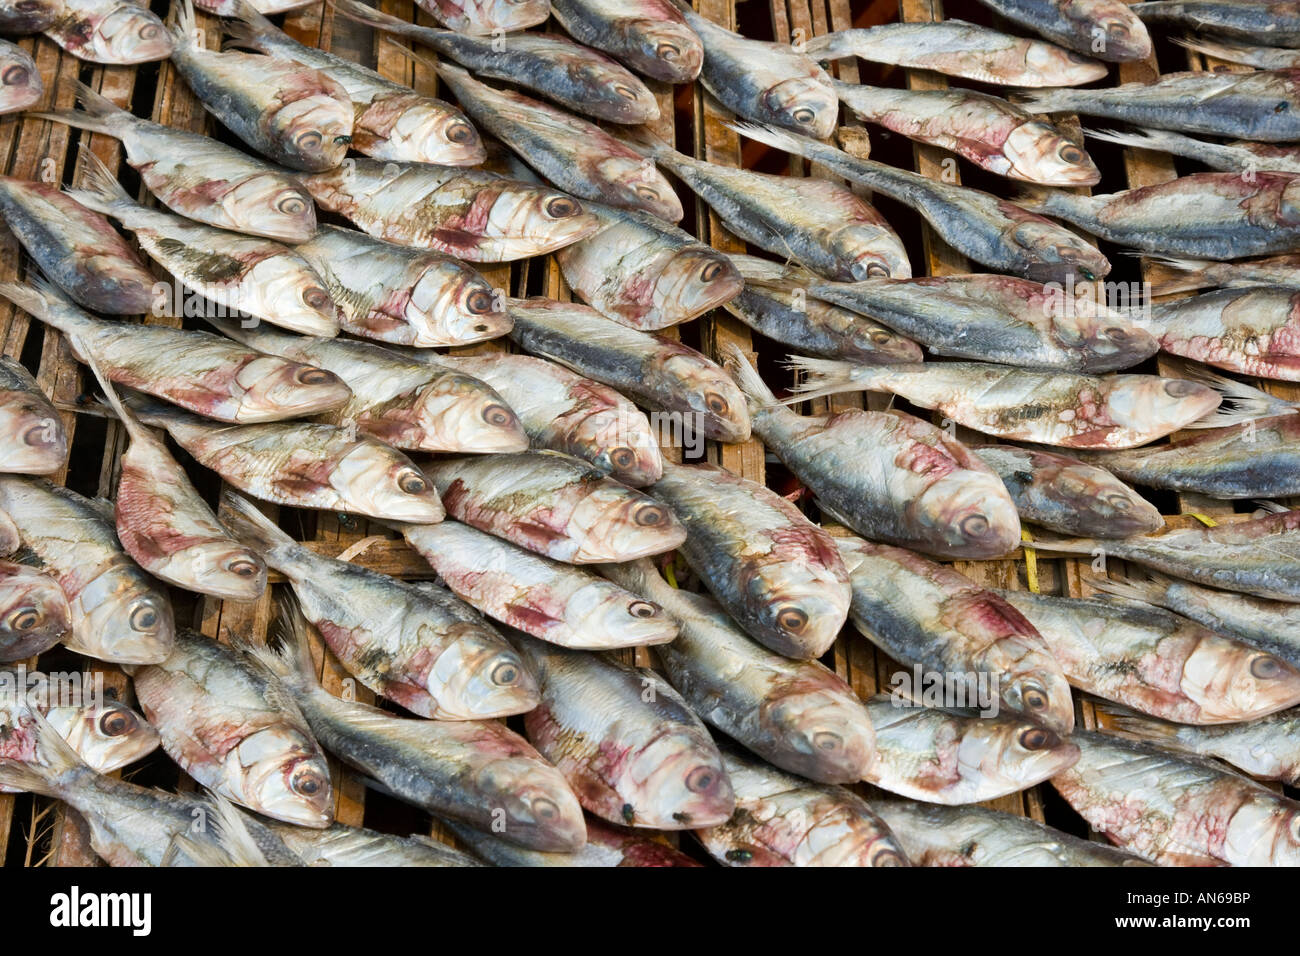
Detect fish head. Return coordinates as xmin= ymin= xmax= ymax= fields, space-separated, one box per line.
xmin=269 ymin=89 xmax=354 ymax=173
xmin=0 ymin=394 xmax=65 ymax=474
xmin=234 ymin=357 xmax=352 ymax=421
xmin=836 ymin=226 xmax=910 ymax=281
xmin=90 ymin=5 xmax=173 ymax=64
xmin=1002 ymin=124 xmax=1100 ymax=186
xmin=332 ymin=444 xmax=446 ymax=522
xmin=747 ymin=560 xmax=850 ymax=659
xmin=1225 ymin=797 xmax=1300 ymax=866
xmin=407 ymin=262 xmax=511 ymax=347
xmin=569 ymin=407 xmax=663 ymax=487
xmin=0 ymin=46 xmax=41 ymax=114
xmin=1058 ymin=304 xmax=1160 ymax=373
xmin=563 ymin=581 xmax=677 ymax=648
xmin=969 ymin=717 xmax=1080 ymax=790
xmin=43 ymin=700 xmax=160 ymax=773
xmin=458 ymin=0 xmax=550 ymax=34
xmin=1023 ymin=43 xmax=1108 ymax=86
xmin=620 ymin=18 xmax=703 ymax=83
xmin=566 ymin=485 xmax=687 ymax=562
xmin=0 ymin=0 xmax=57 ymax=32
xmin=1011 ymin=221 xmax=1110 ymax=282
xmin=221 ymin=177 xmax=318 ymax=243
xmin=233 ymin=729 xmax=334 ymax=827
xmin=595 ymin=155 xmax=683 ymax=223
xmin=400 ymin=375 xmax=528 ymax=453
xmin=1181 ymin=640 xmax=1300 ymax=723
xmin=758 ymin=682 xmax=877 ymax=783
xmin=167 ymin=540 xmax=266 ymax=602
xmin=1043 ymin=460 xmax=1163 ymax=536
xmin=389 ymin=102 xmax=485 ymax=167
xmin=487 ymin=188 xmax=601 ymax=256
xmin=427 ymin=625 xmax=539 ymax=719
xmin=473 ymin=754 xmax=587 ymax=851
xmin=659 ymin=354 xmax=751 ymax=442
xmin=1281 ymin=176 xmax=1300 ymax=222
xmin=652 ymin=249 xmax=743 ymax=324
xmin=761 ymin=75 xmax=839 ymax=140
xmin=621 ymin=731 xmax=734 ymax=829
xmin=67 ymin=565 xmax=174 ymax=665
xmin=1077 ymin=4 xmax=1152 ymax=61
xmin=0 ymin=563 xmax=69 ymax=661
xmin=239 ymin=255 xmax=341 ymax=337
xmin=1000 ymin=667 xmax=1075 ymax=735
xmin=1104 ymin=376 xmax=1221 ymax=438
xmin=912 ymin=471 xmax=1022 ymax=559
xmin=573 ymin=62 xmax=660 ymax=124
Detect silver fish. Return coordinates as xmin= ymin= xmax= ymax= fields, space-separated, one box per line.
xmin=131 ymin=629 xmax=333 ymax=827
xmin=411 ymin=0 xmax=548 ymax=35
xmin=0 ymin=355 xmax=65 ymax=475
xmin=1133 ymin=0 xmax=1300 ymax=45
xmin=973 ymin=0 xmax=1153 ymax=60
xmin=269 ymin=821 xmax=482 ymax=866
xmin=0 ymin=477 xmax=172 ymax=665
xmin=44 ymin=0 xmax=172 ymax=64
xmin=0 ymin=39 xmax=41 ymax=114
xmin=604 ymin=558 xmax=876 ymax=784
xmin=1090 ymin=127 xmax=1300 ymax=176
xmin=1142 ymin=287 xmax=1300 ymax=381
xmin=223 ymin=494 xmax=534 ymax=720
xmin=398 ymin=520 xmax=678 ymax=650
xmin=550 ymin=0 xmax=701 ymax=82
xmin=0 ymin=561 xmax=69 ymax=662
xmin=1147 ymin=252 xmax=1300 ymax=295
xmin=837 ymin=534 xmax=1075 ymax=734
xmin=1176 ymin=35 xmax=1300 ymax=68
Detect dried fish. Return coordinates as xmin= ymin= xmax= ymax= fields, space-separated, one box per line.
xmin=0 ymin=39 xmax=41 ymax=114
xmin=0 ymin=562 xmax=69 ymax=662
xmin=1147 ymin=253 xmax=1300 ymax=295
xmin=444 ymin=817 xmax=701 ymax=866
xmin=1089 ymin=128 xmax=1300 ymax=176
xmin=1141 ymin=287 xmax=1300 ymax=381
xmin=44 ymin=0 xmax=171 ymax=64
xmin=1176 ymin=35 xmax=1300 ymax=68
xmin=0 ymin=356 xmax=65 ymax=475
xmin=1133 ymin=0 xmax=1300 ymax=45
xmin=410 ymin=0 xmax=548 ymax=35
xmin=973 ymin=0 xmax=1152 ymax=60
xmin=550 ymin=0 xmax=702 ymax=82
xmin=268 ymin=821 xmax=482 ymax=866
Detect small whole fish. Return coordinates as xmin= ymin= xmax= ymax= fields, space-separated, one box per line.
xmin=0 ymin=477 xmax=173 ymax=665
xmin=84 ymin=352 xmax=267 ymax=603
xmin=974 ymin=445 xmax=1161 ymax=538
xmin=435 ymin=63 xmax=682 ymax=223
xmin=648 ymin=461 xmax=850 ymax=659
xmin=874 ymin=799 xmax=1151 ymax=866
xmin=123 ymin=398 xmax=445 ymax=523
xmin=507 ymin=297 xmax=751 ymax=443
xmin=256 ymin=607 xmax=586 ymax=852
xmin=225 ymin=495 xmax=534 ymax=720
xmin=170 ymin=0 xmax=352 ymax=172
xmin=1020 ymin=171 xmax=1300 ymax=260
xmin=629 ymin=132 xmax=908 ymax=281
xmin=445 ymin=817 xmax=701 ymax=867
xmin=0 ymin=561 xmax=69 ymax=661
xmin=412 ymin=0 xmax=548 ymax=34
xmin=0 ymin=175 xmax=155 ymax=315
xmin=212 ymin=321 xmax=527 ymax=454
xmin=1177 ymin=35 xmax=1300 ymax=68
xmin=785 ymin=357 xmax=1223 ymax=449
xmin=0 ymin=280 xmax=352 ymax=423
xmin=1035 ymin=510 xmax=1300 ymax=603
xmin=67 ymin=153 xmax=341 ymax=338
xmin=398 ymin=520 xmax=679 ymax=650
xmin=0 ymin=39 xmax=41 ymax=114
xmin=0 ymin=356 xmax=65 ymax=475
xmin=865 ymin=697 xmax=1080 ymax=804
xmin=268 ymin=822 xmax=482 ymax=867
xmin=33 ymin=81 xmax=318 ymax=243
xmin=227 ymin=2 xmax=485 ymax=167
xmin=808 ymin=20 xmax=1108 ymax=87
xmin=1001 ymin=588 xmax=1300 ymax=724
xmin=1052 ymin=730 xmax=1300 ymax=865
xmin=671 ymin=0 xmax=836 ymax=138
xmin=44 ymin=0 xmax=172 ymax=64
xmin=550 ymin=0 xmax=703 ymax=82
xmin=801 ymin=272 xmax=1155 ymax=371
xmin=1148 ymin=253 xmax=1300 ymax=295
xmin=197 ymin=0 xmax=316 ymax=12
xmin=728 ymin=349 xmax=1020 ymax=559
xmin=0 ymin=0 xmax=57 ymax=32
xmin=695 ymin=748 xmax=907 ymax=867
xmin=733 ymin=122 xmax=1112 ymax=283
xmin=1094 ymin=700 xmax=1300 ymax=785
xmin=838 ymin=534 xmax=1074 ymax=734
xmin=555 ymin=204 xmax=743 ymax=330
xmin=1089 ymin=569 xmax=1300 ymax=670
xmin=432 ymin=353 xmax=663 ymax=486
xmin=605 ymin=559 xmax=877 ymax=784
xmin=724 ymin=259 xmax=923 ymax=364
xmin=131 ymin=629 xmax=333 ymax=827
xmin=512 ymin=631 xmax=735 ymax=830
xmin=425 ymin=450 xmax=687 ymax=564
xmin=330 ymin=0 xmax=659 ymax=124
xmin=973 ymin=0 xmax=1153 ymax=60
xmin=834 ymin=81 xmax=1100 ymax=185
xmin=292 ymin=226 xmax=510 ymax=348
xmin=1022 ymin=70 xmax=1300 ymax=142
xmin=1142 ymin=287 xmax=1300 ymax=381
xmin=1090 ymin=128 xmax=1300 ymax=176
xmin=1133 ymin=0 xmax=1300 ymax=45
xmin=300 ymin=160 xmax=600 ymax=263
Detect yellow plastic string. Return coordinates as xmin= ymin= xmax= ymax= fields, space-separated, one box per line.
xmin=663 ymin=557 xmax=679 ymax=589
xmin=1020 ymin=529 xmax=1040 ymax=594
xmin=1185 ymin=513 xmax=1219 ymax=528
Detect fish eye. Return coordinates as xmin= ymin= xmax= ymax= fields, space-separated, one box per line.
xmin=1107 ymin=21 xmax=1129 ymax=38
xmin=297 ymin=131 xmax=323 ymax=150
xmin=545 ymin=196 xmax=580 ymax=218
xmin=129 ymin=603 xmax=159 ymax=632
xmin=871 ymin=848 xmax=906 ymax=866
xmin=397 ymin=469 xmax=428 ymax=494
xmin=2 ymin=65 xmax=28 ymax=86
xmin=685 ymin=766 xmax=717 ymax=793
xmin=870 ymin=330 xmax=894 ymax=344
xmin=960 ymin=514 xmax=989 ymax=538
xmin=7 ymin=607 xmax=40 ymax=631
xmin=294 ymin=366 xmax=336 ymax=385
xmin=726 ymin=848 xmax=752 ymax=863
xmin=812 ymin=730 xmax=841 ymax=752
xmin=446 ymin=121 xmax=476 ymax=145
xmin=1252 ymin=655 xmax=1284 ymax=679
xmin=656 ymin=42 xmax=680 ymax=61
xmin=491 ymin=661 xmax=519 ymax=686
xmin=865 ymin=263 xmax=890 ymax=278
xmin=1018 ymin=726 xmax=1058 ymax=750
xmin=22 ymin=423 xmax=52 ymax=446
xmin=1164 ymin=379 xmax=1201 ymax=397
xmin=533 ymin=797 xmax=558 ymax=820
xmin=1104 ymin=493 xmax=1133 ymax=511
xmin=699 ymin=260 xmax=725 ymax=282
xmin=610 ymin=447 xmax=637 ymax=469
xmin=776 ymin=606 xmax=808 ymax=633
xmin=226 ymin=557 xmax=261 ymax=577
xmin=99 ymin=708 xmax=138 ymax=737
xmin=138 ymin=23 xmax=159 ymax=39
xmin=792 ymin=107 xmax=816 ymax=125
xmin=465 ymin=288 xmax=495 ymax=314
xmin=614 ymin=84 xmax=638 ymax=100
xmin=291 ymin=765 xmax=325 ymax=796
xmin=1058 ymin=143 xmax=1085 ymax=164
xmin=628 ymin=601 xmax=658 ymax=618
xmin=302 ymin=287 xmax=331 ymax=311
xmin=633 ymin=504 xmax=667 ymax=527
xmin=277 ymin=195 xmax=308 ymax=215
xmin=481 ymin=403 xmax=514 ymax=427
xmin=1021 ymin=684 xmax=1049 ymax=711
xmin=634 ymin=185 xmax=661 ymax=202
xmin=704 ymin=391 xmax=729 ymax=415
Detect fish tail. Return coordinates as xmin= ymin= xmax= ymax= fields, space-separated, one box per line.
xmin=1017 ymin=89 xmax=1081 ymax=115
xmin=1091 ymin=700 xmax=1185 ymax=746
xmin=1085 ymin=127 xmax=1198 ymax=157
xmin=64 ymin=145 xmax=137 ymax=222
xmin=247 ymin=594 xmax=320 ymax=692
xmin=0 ymin=274 xmax=79 ymax=334
xmin=782 ymin=354 xmax=888 ymax=404
xmin=328 ymin=0 xmax=428 ymax=38
xmin=27 ymin=80 xmax=121 ymax=136
xmin=169 ymin=0 xmax=197 ymax=49
xmin=1082 ymin=569 xmax=1169 ymax=605
xmin=1142 ymin=255 xmax=1217 ymax=295
xmin=1010 ymin=532 xmax=1099 ymax=556
xmin=1173 ymin=363 xmax=1300 ymax=427
xmin=596 ymin=557 xmax=669 ymax=601
xmin=0 ymin=704 xmax=86 ymax=797
xmin=378 ymin=34 xmax=444 ymax=78
xmin=1171 ymin=36 xmax=1256 ymax=65
xmin=200 ymin=792 xmax=273 ymax=866
xmin=222 ymin=0 xmax=277 ymax=51
xmin=219 ymin=490 xmax=296 ymax=557
xmin=726 ymin=120 xmax=819 ymax=163
xmin=722 ymin=343 xmax=779 ymax=412
xmin=71 ymin=332 xmax=150 ymax=446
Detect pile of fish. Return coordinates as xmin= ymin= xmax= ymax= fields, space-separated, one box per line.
xmin=2 ymin=0 xmax=1300 ymax=869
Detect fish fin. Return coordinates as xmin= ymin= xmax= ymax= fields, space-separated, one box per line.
xmin=169 ymin=0 xmax=198 ymax=49
xmin=63 ymin=144 xmax=136 ymax=221
xmin=722 ymin=343 xmax=779 ymax=410
xmin=1085 ymin=127 xmax=1198 ymax=156
xmin=218 ymin=490 xmax=296 ymax=556
xmin=725 ymin=120 xmax=816 ymax=162
xmin=0 ymin=273 xmax=76 ymax=331
xmin=1016 ymin=89 xmax=1079 ymax=115
xmin=1081 ymin=569 xmax=1168 ymax=605
xmin=26 ymin=80 xmax=121 ymax=136
xmin=242 ymin=593 xmax=320 ymax=694
xmin=1141 ymin=254 xmax=1216 ymax=295
xmin=1090 ymin=700 xmax=1185 ymax=746
xmin=726 ymin=253 xmax=802 ymax=283
xmin=595 ymin=557 xmax=668 ymax=601
xmin=609 ymin=125 xmax=675 ymax=162
xmin=1170 ymin=36 xmax=1260 ymax=67
xmin=1252 ymin=499 xmax=1291 ymax=515
xmin=1010 ymin=532 xmax=1098 ymax=556
xmin=221 ymin=0 xmax=278 ymax=51
xmin=71 ymin=331 xmax=151 ymax=447
xmin=379 ymin=35 xmax=443 ymax=77
xmin=203 ymin=792 xmax=273 ymax=866
xmin=1169 ymin=362 xmax=1299 ymax=426
xmin=327 ymin=0 xmax=435 ymax=37
xmin=0 ymin=704 xmax=86 ymax=797
xmin=781 ymin=354 xmax=891 ymax=404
